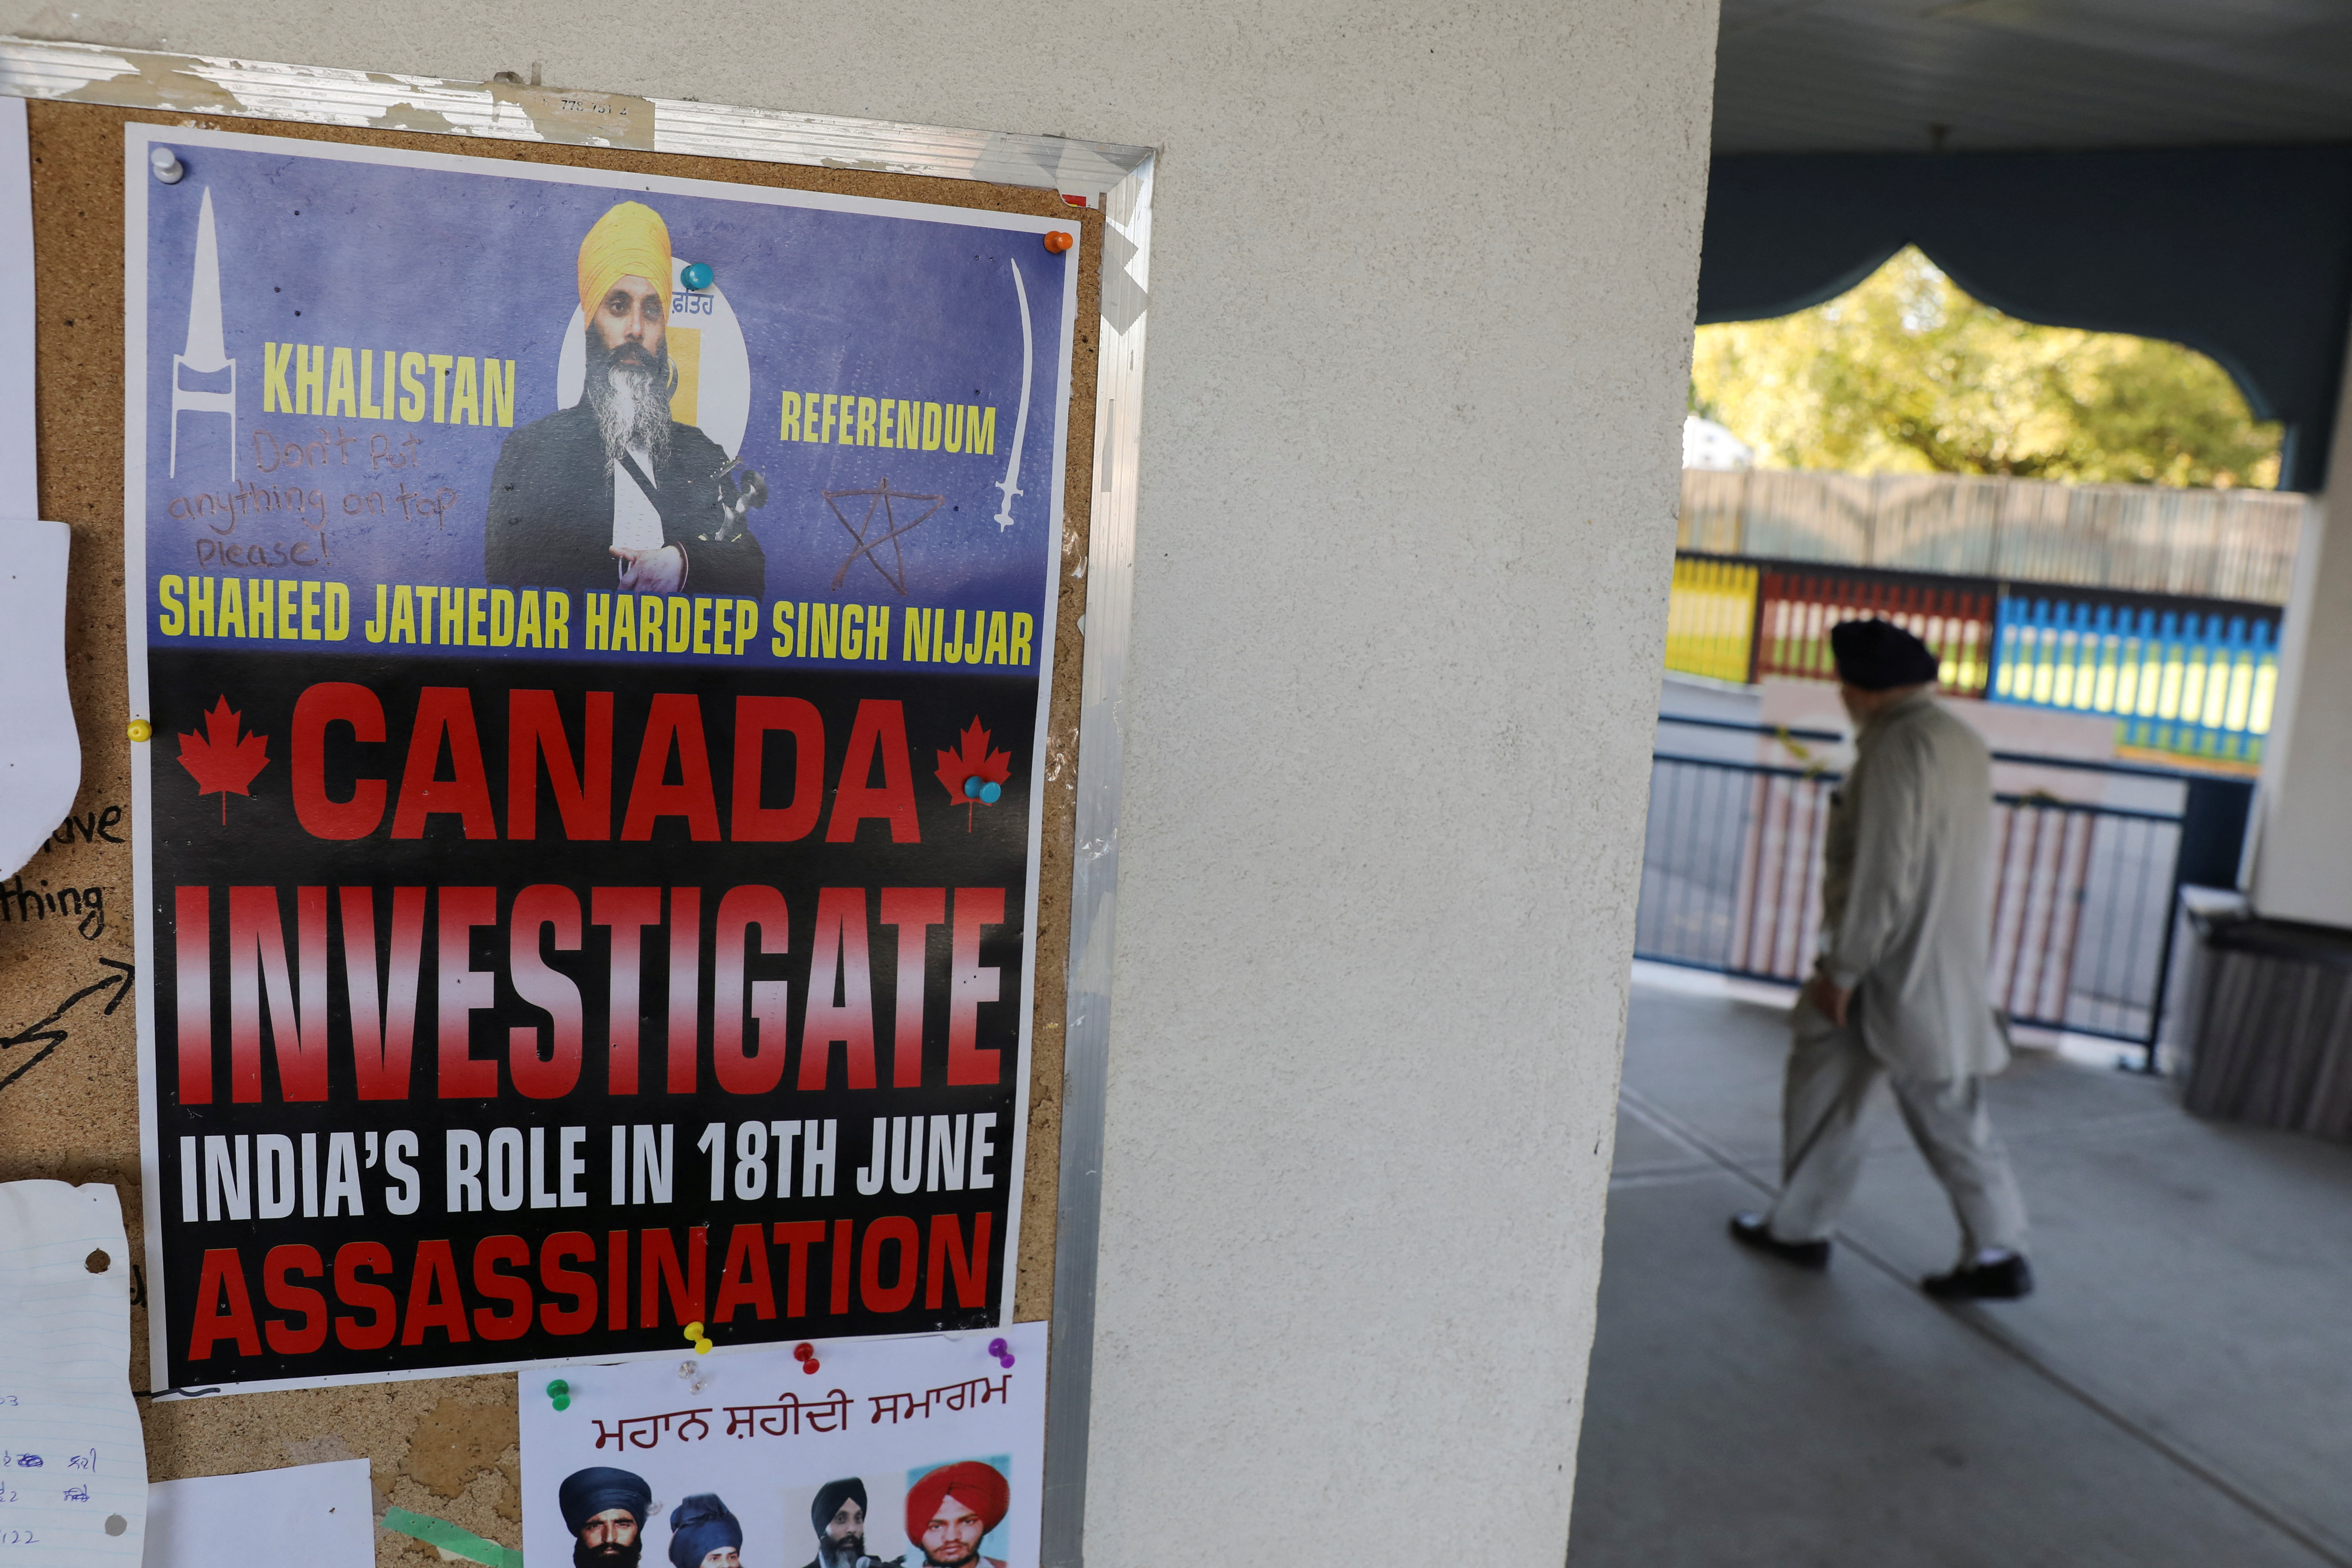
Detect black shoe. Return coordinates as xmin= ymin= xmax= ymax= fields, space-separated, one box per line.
xmin=1923 ymin=1254 xmax=2034 ymax=1300
xmin=1728 ymin=1211 xmax=1830 ymax=1269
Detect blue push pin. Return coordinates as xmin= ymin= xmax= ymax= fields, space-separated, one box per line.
xmin=963 ymin=776 xmax=1004 ymax=804
xmin=981 ymin=781 xmax=1002 ymax=804
xmin=681 ymin=262 xmax=714 ymax=291
xmin=963 ymin=776 xmax=983 ymax=799
xmin=546 ymin=1378 xmax=571 ymax=1412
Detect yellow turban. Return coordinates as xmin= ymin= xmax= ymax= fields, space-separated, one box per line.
xmin=577 ymin=201 xmax=672 ymax=321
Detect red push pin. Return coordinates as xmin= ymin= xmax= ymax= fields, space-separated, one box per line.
xmin=1044 ymin=231 xmax=1075 ymax=254
xmin=794 ymin=1341 xmax=822 ymax=1375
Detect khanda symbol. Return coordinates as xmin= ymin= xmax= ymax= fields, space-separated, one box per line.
xmin=169 ymin=185 xmax=238 ymax=478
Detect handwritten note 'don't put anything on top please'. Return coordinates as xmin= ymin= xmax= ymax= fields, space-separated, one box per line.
xmin=0 ymin=1182 xmax=146 ymax=1564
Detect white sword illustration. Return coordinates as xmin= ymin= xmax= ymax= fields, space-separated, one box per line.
xmin=993 ymin=256 xmax=1034 ymax=532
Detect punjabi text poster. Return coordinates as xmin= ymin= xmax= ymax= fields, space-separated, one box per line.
xmin=518 ymin=1326 xmax=1045 ymax=1568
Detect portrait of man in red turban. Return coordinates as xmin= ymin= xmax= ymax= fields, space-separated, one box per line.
xmin=903 ymin=1461 xmax=1010 ymax=1568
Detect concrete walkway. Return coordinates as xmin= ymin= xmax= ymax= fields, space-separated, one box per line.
xmin=1570 ymin=975 xmax=2352 ymax=1568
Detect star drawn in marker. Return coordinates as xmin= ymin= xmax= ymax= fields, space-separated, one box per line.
xmin=824 ymin=478 xmax=946 ymax=596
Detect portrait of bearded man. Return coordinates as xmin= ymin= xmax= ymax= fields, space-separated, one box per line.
xmin=484 ymin=199 xmax=766 ymax=597
xmin=799 ymin=1477 xmax=902 ymax=1568
xmin=558 ymin=1465 xmax=653 ymax=1568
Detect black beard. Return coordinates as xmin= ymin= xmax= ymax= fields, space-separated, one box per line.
xmin=583 ymin=328 xmax=675 ymax=465
xmin=818 ymin=1536 xmax=866 ymax=1568
xmin=574 ymin=1536 xmax=643 ymax=1568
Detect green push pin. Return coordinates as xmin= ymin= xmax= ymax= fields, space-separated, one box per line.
xmin=546 ymin=1378 xmax=570 ymax=1412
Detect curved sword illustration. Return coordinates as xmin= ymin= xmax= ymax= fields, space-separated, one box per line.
xmin=993 ymin=256 xmax=1035 ymax=532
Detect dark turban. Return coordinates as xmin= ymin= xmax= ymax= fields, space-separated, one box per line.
xmin=811 ymin=1478 xmax=868 ymax=1538
xmin=1830 ymin=618 xmax=1940 ymax=691
xmin=906 ymin=1461 xmax=1010 ymax=1542
xmin=560 ymin=1468 xmax=652 ymax=1538
xmin=667 ymin=1494 xmax=742 ymax=1568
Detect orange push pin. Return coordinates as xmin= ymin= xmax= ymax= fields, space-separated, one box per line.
xmin=1044 ymin=231 xmax=1074 ymax=253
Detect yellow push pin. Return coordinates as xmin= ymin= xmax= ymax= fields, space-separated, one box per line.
xmin=683 ymin=1321 xmax=711 ymax=1354
xmin=127 ymin=719 xmax=152 ymax=743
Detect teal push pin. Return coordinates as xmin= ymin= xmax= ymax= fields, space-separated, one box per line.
xmin=546 ymin=1378 xmax=570 ymax=1412
xmin=681 ymin=262 xmax=714 ymax=291
xmin=980 ymin=781 xmax=1002 ymax=804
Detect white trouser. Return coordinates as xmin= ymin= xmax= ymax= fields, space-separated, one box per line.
xmin=1765 ymin=996 xmax=2029 ymax=1259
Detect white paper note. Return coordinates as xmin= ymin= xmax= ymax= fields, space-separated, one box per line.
xmin=0 ymin=520 xmax=79 ymax=881
xmin=142 ymin=1458 xmax=372 ymax=1568
xmin=0 ymin=95 xmax=35 ymax=522
xmin=0 ymin=1181 xmax=147 ymax=1564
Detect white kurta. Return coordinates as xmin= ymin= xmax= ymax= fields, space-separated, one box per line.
xmin=1819 ymin=691 xmax=2008 ymax=1082
xmin=611 ymin=446 xmax=664 ymax=551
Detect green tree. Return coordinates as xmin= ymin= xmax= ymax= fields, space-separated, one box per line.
xmin=1692 ymin=247 xmax=2282 ymax=488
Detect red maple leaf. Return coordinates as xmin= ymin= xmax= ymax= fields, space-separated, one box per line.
xmin=934 ymin=717 xmax=1013 ymax=832
xmin=177 ymin=696 xmax=270 ymax=824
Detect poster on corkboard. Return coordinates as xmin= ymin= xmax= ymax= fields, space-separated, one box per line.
xmin=517 ymin=1324 xmax=1046 ymax=1568
xmin=123 ymin=121 xmax=1081 ymax=1395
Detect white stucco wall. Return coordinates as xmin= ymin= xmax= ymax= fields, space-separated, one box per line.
xmin=2255 ymin=328 xmax=2352 ymax=925
xmin=12 ymin=1 xmax=1719 ymax=1558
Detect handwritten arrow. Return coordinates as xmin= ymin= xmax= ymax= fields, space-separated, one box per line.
xmin=0 ymin=956 xmax=134 ymax=1095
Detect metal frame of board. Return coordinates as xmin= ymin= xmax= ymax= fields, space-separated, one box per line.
xmin=0 ymin=36 xmax=1144 ymax=1566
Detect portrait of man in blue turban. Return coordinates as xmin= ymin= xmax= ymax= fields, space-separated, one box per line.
xmin=559 ymin=1466 xmax=654 ymax=1568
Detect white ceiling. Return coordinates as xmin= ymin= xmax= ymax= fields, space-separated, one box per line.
xmin=1713 ymin=0 xmax=2352 ymax=154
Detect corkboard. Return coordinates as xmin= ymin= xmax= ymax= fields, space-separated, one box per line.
xmin=0 ymin=96 xmax=1099 ymax=1563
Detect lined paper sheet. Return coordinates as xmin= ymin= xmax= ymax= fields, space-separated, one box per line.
xmin=143 ymin=1459 xmax=371 ymax=1568
xmin=0 ymin=1181 xmax=147 ymax=1564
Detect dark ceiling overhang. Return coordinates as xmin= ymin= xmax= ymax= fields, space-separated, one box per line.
xmin=1704 ymin=2 xmax=2352 ymax=493
xmin=1700 ymin=147 xmax=2352 ymax=492
xmin=1714 ymin=0 xmax=2352 ymax=157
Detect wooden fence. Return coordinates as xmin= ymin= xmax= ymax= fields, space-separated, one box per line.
xmin=1679 ymin=469 xmax=2307 ymax=605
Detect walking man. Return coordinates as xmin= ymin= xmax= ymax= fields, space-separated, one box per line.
xmin=1730 ymin=617 xmax=2034 ymax=1300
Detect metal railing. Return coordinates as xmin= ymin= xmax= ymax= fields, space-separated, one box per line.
xmin=1991 ymin=595 xmax=2280 ymax=764
xmin=1753 ymin=562 xmax=1996 ymax=696
xmin=1665 ymin=552 xmax=2284 ymax=763
xmin=1663 ymin=557 xmax=1759 ymax=685
xmin=1634 ymin=716 xmax=2254 ymax=1060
